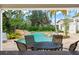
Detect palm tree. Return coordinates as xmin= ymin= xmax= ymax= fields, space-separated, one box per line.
xmin=50 ymin=10 xmax=67 ymax=34
xmin=63 ymin=18 xmax=69 ymax=37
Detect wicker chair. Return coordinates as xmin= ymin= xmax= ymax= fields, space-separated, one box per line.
xmin=15 ymin=41 xmax=27 ymax=51
xmin=53 ymin=35 xmax=63 ymax=50
xmin=69 ymin=40 xmax=79 ymax=52
xmin=25 ymin=35 xmax=35 ymax=50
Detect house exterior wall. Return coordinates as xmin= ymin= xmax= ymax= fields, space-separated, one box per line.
xmin=57 ymin=20 xmax=64 ymax=31
xmin=59 ymin=24 xmax=64 ymax=31
xmin=57 ymin=18 xmax=79 ymax=34
xmin=77 ymin=22 xmax=79 ymax=31
xmin=58 ymin=24 xmax=63 ymax=30
xmin=68 ymin=18 xmax=79 ymax=33
xmin=69 ymin=21 xmax=77 ymax=33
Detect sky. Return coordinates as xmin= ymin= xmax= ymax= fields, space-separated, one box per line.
xmin=51 ymin=9 xmax=79 ymax=24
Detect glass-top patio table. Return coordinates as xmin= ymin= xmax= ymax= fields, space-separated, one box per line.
xmin=15 ymin=32 xmax=62 ymax=50
xmin=16 ymin=32 xmax=52 ymax=44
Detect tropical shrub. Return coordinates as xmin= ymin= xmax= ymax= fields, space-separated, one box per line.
xmin=7 ymin=32 xmax=21 ymax=39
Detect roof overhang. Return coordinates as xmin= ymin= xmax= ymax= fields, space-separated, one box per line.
xmin=0 ymin=4 xmax=79 ymax=8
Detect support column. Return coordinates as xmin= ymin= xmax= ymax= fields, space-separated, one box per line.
xmin=0 ymin=9 xmax=2 ymax=51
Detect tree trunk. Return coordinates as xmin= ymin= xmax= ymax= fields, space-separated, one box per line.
xmin=54 ymin=12 xmax=58 ymax=34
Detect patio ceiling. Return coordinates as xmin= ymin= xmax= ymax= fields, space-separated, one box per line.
xmin=0 ymin=4 xmax=79 ymax=8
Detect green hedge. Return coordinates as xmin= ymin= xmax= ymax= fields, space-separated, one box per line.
xmin=26 ymin=25 xmax=55 ymax=31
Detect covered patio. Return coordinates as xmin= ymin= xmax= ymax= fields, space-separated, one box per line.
xmin=0 ymin=4 xmax=79 ymax=55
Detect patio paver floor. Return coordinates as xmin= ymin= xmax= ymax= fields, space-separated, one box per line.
xmin=2 ymin=33 xmax=79 ymax=51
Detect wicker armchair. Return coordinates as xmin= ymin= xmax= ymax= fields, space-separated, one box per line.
xmin=15 ymin=41 xmax=27 ymax=51
xmin=25 ymin=35 xmax=35 ymax=50
xmin=69 ymin=40 xmax=79 ymax=52
xmin=53 ymin=35 xmax=63 ymax=50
